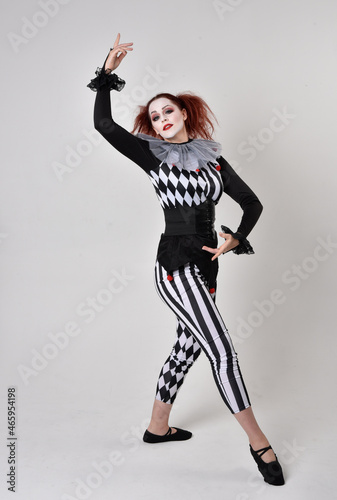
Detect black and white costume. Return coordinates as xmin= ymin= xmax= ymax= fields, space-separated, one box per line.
xmin=88 ymin=63 xmax=263 ymax=414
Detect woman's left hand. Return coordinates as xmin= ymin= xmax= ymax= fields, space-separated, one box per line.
xmin=202 ymin=231 xmax=239 ymax=261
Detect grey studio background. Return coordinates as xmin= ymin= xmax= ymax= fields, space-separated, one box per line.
xmin=1 ymin=0 xmax=336 ymax=499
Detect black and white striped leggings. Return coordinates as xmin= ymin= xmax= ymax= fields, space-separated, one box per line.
xmin=153 ymin=260 xmax=251 ymax=414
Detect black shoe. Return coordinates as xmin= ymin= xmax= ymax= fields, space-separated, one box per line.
xmin=143 ymin=427 xmax=192 ymax=443
xmin=249 ymin=445 xmax=285 ymax=486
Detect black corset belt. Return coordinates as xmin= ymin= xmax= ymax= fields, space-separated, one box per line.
xmin=163 ymin=200 xmax=216 ymax=238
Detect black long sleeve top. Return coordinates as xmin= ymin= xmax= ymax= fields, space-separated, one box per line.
xmin=91 ymin=73 xmax=263 ymax=286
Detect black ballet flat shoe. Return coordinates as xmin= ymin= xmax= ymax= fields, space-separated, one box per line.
xmin=143 ymin=427 xmax=192 ymax=443
xmin=249 ymin=445 xmax=285 ymax=486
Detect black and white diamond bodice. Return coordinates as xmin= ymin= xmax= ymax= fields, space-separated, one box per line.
xmin=148 ymin=161 xmax=223 ymax=209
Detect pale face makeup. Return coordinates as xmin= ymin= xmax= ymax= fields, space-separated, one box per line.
xmin=149 ymin=97 xmax=188 ymax=143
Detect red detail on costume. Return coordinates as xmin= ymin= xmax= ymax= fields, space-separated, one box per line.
xmin=172 ymin=164 xmax=175 ymax=167
xmin=209 ymin=288 xmax=215 ymax=294
xmin=216 ymin=165 xmax=221 ymax=171
xmin=196 ymin=169 xmax=200 ymax=172
xmin=167 ymin=274 xmax=173 ymax=281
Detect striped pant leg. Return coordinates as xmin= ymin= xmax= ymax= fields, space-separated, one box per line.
xmin=155 ymin=317 xmax=202 ymax=404
xmin=154 ymin=261 xmax=251 ymax=414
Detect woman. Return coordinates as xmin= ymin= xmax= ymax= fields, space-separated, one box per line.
xmin=87 ymin=33 xmax=285 ymax=486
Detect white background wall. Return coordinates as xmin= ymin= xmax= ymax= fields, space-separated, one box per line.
xmin=1 ymin=1 xmax=336 ymax=499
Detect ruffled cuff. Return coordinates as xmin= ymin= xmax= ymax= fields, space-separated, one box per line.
xmin=221 ymin=225 xmax=255 ymax=255
xmin=87 ymin=65 xmax=126 ymax=92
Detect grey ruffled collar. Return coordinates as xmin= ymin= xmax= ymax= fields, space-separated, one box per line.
xmin=137 ymin=133 xmax=222 ymax=171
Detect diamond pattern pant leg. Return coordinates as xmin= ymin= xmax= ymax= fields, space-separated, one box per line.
xmin=155 ymin=318 xmax=202 ymax=404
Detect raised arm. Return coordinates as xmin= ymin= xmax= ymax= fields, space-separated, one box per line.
xmin=88 ymin=34 xmax=160 ymax=173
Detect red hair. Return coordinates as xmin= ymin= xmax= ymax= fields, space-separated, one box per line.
xmin=131 ymin=92 xmax=218 ymax=140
